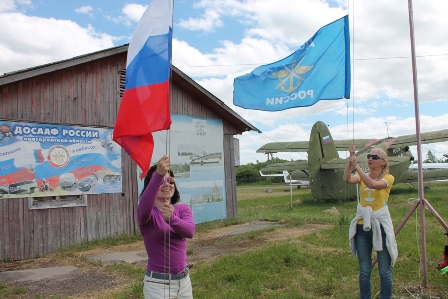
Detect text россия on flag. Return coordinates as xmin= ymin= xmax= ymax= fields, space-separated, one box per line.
xmin=233 ymin=15 xmax=350 ymax=111
xmin=113 ymin=0 xmax=173 ymax=178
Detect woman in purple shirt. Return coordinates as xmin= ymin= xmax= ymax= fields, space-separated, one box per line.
xmin=137 ymin=155 xmax=195 ymax=299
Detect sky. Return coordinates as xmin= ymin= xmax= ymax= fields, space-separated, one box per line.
xmin=1 ymin=0 xmax=448 ymax=165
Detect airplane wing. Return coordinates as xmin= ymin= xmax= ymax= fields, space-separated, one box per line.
xmin=333 ymin=139 xmax=373 ymax=151
xmin=422 ymin=169 xmax=448 ymax=182
xmin=399 ymin=168 xmax=448 ymax=184
xmin=316 ymin=158 xmax=448 ymax=184
xmin=387 ymin=128 xmax=448 ymax=149
xmin=259 ymin=161 xmax=308 ymax=172
xmin=256 ymin=141 xmax=309 ymax=153
xmin=256 ymin=139 xmax=371 ymax=153
xmin=257 ymin=128 xmax=448 ymax=154
xmin=317 ymin=156 xmax=409 ymax=170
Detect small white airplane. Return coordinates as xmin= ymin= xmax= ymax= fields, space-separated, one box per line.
xmin=259 ymin=170 xmax=309 ymax=189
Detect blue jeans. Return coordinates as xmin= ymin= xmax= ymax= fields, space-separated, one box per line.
xmin=355 ymin=224 xmax=392 ymax=299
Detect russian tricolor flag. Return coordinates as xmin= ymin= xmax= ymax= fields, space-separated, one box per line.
xmin=113 ymin=0 xmax=173 ymax=178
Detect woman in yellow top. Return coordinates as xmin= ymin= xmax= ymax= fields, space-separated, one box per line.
xmin=343 ymin=145 xmax=398 ymax=299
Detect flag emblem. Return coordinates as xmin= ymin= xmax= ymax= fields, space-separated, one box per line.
xmin=272 ymin=57 xmax=313 ymax=93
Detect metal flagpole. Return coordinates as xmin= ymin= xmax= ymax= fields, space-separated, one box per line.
xmin=395 ymin=0 xmax=448 ymax=287
xmin=373 ymin=0 xmax=448 ymax=287
xmin=407 ymin=0 xmax=428 ymax=285
xmin=289 ymin=173 xmax=293 ymax=210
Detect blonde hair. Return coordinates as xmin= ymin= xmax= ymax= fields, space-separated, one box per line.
xmin=370 ymin=148 xmax=389 ymax=179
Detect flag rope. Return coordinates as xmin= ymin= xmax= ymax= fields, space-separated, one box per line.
xmin=349 ymin=0 xmax=355 ymax=144
xmin=163 ymin=129 xmax=172 ymax=297
xmin=164 ymin=2 xmax=175 ymax=296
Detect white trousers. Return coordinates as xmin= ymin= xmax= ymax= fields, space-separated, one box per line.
xmin=143 ymin=274 xmax=193 ymax=299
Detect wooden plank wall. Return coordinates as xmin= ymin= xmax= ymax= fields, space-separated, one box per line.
xmin=0 ymin=53 xmax=140 ymax=261
xmin=0 ymin=152 xmax=137 ymax=261
xmin=0 ymin=52 xmax=240 ymax=260
xmin=223 ymin=133 xmax=238 ymax=218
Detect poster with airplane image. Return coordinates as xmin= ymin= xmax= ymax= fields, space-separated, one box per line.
xmin=137 ymin=115 xmax=225 ymax=224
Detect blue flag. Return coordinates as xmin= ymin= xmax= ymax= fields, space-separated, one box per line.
xmin=233 ymin=15 xmax=350 ymax=111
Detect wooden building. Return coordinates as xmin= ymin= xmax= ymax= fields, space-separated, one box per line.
xmin=0 ymin=44 xmax=260 ymax=261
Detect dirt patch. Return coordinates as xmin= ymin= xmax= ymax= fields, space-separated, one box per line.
xmin=8 ymin=268 xmax=123 ymax=299
xmin=0 ymin=223 xmax=332 ymax=298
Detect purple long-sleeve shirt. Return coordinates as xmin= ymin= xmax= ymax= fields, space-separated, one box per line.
xmin=137 ymin=172 xmax=195 ymax=274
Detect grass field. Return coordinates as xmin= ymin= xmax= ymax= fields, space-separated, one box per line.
xmin=192 ymin=183 xmax=448 ymax=298
xmin=1 ymin=182 xmax=448 ymax=298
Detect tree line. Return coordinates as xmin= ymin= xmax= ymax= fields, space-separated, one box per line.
xmin=422 ymin=150 xmax=448 ymax=163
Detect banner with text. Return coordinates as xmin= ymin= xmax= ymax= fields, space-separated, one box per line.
xmin=0 ymin=121 xmax=122 ymax=198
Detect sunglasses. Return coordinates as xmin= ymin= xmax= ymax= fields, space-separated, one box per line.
xmin=161 ymin=176 xmax=175 ymax=185
xmin=367 ymin=154 xmax=382 ymax=160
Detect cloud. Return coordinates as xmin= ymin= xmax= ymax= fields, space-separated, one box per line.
xmin=178 ymin=9 xmax=223 ymax=33
xmin=104 ymin=3 xmax=146 ymax=27
xmin=174 ymin=37 xmax=291 ymax=78
xmin=0 ymin=12 xmax=116 ymax=75
xmin=75 ymin=5 xmax=93 ymax=17
xmin=0 ymin=0 xmax=32 ymax=12
xmin=179 ymin=0 xmax=346 ymax=44
xmin=0 ymin=0 xmax=16 ymax=12
xmin=121 ymin=3 xmax=146 ymax=23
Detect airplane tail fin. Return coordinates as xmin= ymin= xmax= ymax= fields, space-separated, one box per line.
xmin=308 ymin=121 xmax=356 ymax=200
xmin=308 ymin=121 xmax=339 ymax=164
xmin=282 ymin=170 xmax=290 ymax=183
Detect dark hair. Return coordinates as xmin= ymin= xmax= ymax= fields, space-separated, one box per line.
xmin=140 ymin=165 xmax=180 ymax=204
